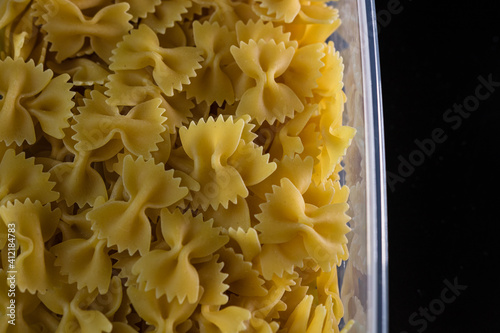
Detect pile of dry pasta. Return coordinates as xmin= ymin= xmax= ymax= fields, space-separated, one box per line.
xmin=0 ymin=0 xmax=356 ymax=332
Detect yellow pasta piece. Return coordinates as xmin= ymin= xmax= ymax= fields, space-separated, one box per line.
xmin=0 ymin=149 xmax=59 ymax=206
xmin=127 ymin=284 xmax=198 ymax=333
xmin=282 ymin=42 xmax=325 ymax=102
xmin=109 ymin=23 xmax=203 ymax=97
xmin=252 ymin=0 xmax=301 ymax=23
xmin=48 ymin=57 xmax=110 ymax=86
xmin=296 ymin=1 xmax=340 ymax=25
xmin=131 ymin=208 xmax=228 ymax=303
xmin=313 ymin=41 xmax=344 ymax=100
xmin=218 ymin=246 xmax=267 ymax=297
xmin=196 ymin=254 xmax=229 ymax=306
xmin=234 ymin=18 xmax=296 ymax=47
xmin=49 ymin=126 xmax=122 ymax=207
xmin=0 ymin=57 xmax=74 ymax=145
xmin=186 ymin=21 xmax=236 ymax=105
xmin=0 ymin=199 xmax=60 ymax=294
xmin=116 ymin=0 xmax=161 ymax=22
xmin=0 ymin=278 xmax=45 ymax=331
xmin=73 ymin=90 xmax=167 ymax=157
xmin=106 ymin=68 xmax=195 ymax=133
xmin=267 ymin=103 xmax=316 ymax=159
xmin=227 ymin=226 xmax=261 ymax=262
xmin=179 ymin=115 xmax=276 ymax=210
xmin=256 ymin=178 xmax=350 ymax=277
xmin=194 ymin=0 xmax=258 ymax=28
xmin=250 ymin=154 xmax=314 ymax=201
xmin=283 ymin=12 xmax=341 ymax=46
xmin=37 ymin=280 xmax=113 ymax=333
xmin=197 ymin=304 xmax=252 ymax=333
xmin=231 ymin=39 xmax=303 ymax=124
xmin=0 ymin=0 xmax=31 ymax=30
xmin=203 ymin=199 xmax=252 ymax=230
xmin=88 ymin=155 xmax=189 ymax=255
xmin=42 ymin=0 xmax=133 ymax=62
xmin=142 ymin=0 xmax=192 ymax=34
xmin=317 ymin=94 xmax=357 ymax=182
xmin=51 ymin=233 xmax=112 ymax=294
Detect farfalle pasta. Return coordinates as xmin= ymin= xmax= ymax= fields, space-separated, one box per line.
xmin=141 ymin=0 xmax=192 ymax=34
xmin=108 ymin=23 xmax=202 ymax=98
xmin=89 ymin=155 xmax=189 ymax=255
xmin=0 ymin=1 xmax=356 ymax=332
xmin=0 ymin=57 xmax=74 ymax=145
xmin=42 ymin=0 xmax=133 ymax=62
xmin=0 ymin=199 xmax=60 ymax=294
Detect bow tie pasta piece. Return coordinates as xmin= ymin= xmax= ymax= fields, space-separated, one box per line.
xmin=106 ymin=68 xmax=195 ymax=133
xmin=0 ymin=149 xmax=59 ymax=206
xmin=316 ymin=267 xmax=345 ymax=322
xmin=316 ymin=93 xmax=357 ymax=182
xmin=49 ymin=129 xmax=123 ymax=207
xmin=38 ymin=281 xmax=113 ymax=333
xmin=227 ymin=227 xmax=261 ymax=262
xmin=142 ymin=0 xmax=193 ymax=34
xmin=250 ymin=154 xmax=315 ymax=201
xmin=69 ymin=0 xmax=115 ymax=11
xmin=0 ymin=280 xmax=55 ymax=331
xmin=299 ymin=1 xmax=340 ymax=25
xmin=230 ymin=39 xmax=304 ymax=125
xmin=196 ymin=254 xmax=229 ymax=306
xmin=6 ymin=4 xmax=41 ymax=61
xmin=282 ymin=43 xmax=325 ymax=101
xmin=0 ymin=57 xmax=74 ymax=145
xmin=179 ymin=115 xmax=276 ymax=210
xmin=72 ymin=90 xmax=167 ymax=158
xmin=132 ymin=208 xmax=228 ymax=303
xmin=197 ymin=304 xmax=252 ymax=333
xmin=193 ymin=0 xmax=257 ymax=28
xmin=283 ymin=294 xmax=339 ymax=332
xmin=185 ymin=21 xmax=237 ymax=106
xmin=116 ymin=0 xmax=161 ymax=23
xmin=312 ymin=41 xmax=344 ymax=100
xmin=255 ymin=178 xmax=351 ymax=279
xmin=0 ymin=0 xmax=31 ymax=30
xmin=49 ymin=151 xmax=109 ymax=207
xmin=110 ymin=250 xmax=141 ymax=288
xmin=48 ymin=57 xmax=111 ymax=86
xmin=283 ymin=12 xmax=341 ymax=47
xmin=217 ymin=246 xmax=267 ymax=298
xmin=42 ymin=0 xmax=133 ymax=62
xmin=234 ymin=20 xmax=297 ymax=47
xmin=105 ymin=68 xmax=159 ymax=106
xmin=127 ymin=284 xmax=198 ymax=333
xmin=267 ymin=103 xmax=317 ymax=159
xmin=91 ymin=276 xmax=126 ymax=321
xmin=229 ymin=271 xmax=295 ymax=329
xmin=51 ymin=233 xmax=112 ymax=294
xmin=109 ymin=24 xmax=203 ymax=97
xmin=0 ymin=199 xmax=60 ymax=294
xmin=88 ymin=155 xmax=189 ymax=255
xmin=252 ymin=0 xmax=301 ymax=23
xmin=203 ymin=199 xmax=252 ymax=231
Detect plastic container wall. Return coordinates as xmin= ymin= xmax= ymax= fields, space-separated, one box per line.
xmin=330 ymin=0 xmax=388 ymax=332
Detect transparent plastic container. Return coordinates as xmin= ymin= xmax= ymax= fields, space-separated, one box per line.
xmin=331 ymin=0 xmax=388 ymax=332
xmin=0 ymin=1 xmax=387 ymax=331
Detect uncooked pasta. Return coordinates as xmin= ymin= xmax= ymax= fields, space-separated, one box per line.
xmin=0 ymin=0 xmax=355 ymax=332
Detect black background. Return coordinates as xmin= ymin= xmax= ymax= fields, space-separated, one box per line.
xmin=373 ymin=0 xmax=499 ymax=332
